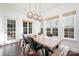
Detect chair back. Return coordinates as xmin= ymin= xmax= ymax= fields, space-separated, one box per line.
xmin=59 ymin=45 xmax=69 ymax=56
xmin=22 ymin=35 xmax=29 ymax=44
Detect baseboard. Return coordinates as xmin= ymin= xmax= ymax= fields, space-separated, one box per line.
xmin=0 ymin=41 xmax=19 ymax=47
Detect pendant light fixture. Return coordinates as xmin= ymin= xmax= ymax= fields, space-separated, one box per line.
xmin=27 ymin=11 xmax=33 ymax=19
xmin=26 ymin=3 xmax=43 ymax=21
xmin=38 ymin=3 xmax=42 ymax=21
xmin=27 ymin=3 xmax=33 ymax=19
xmin=38 ymin=15 xmax=42 ymax=20
xmin=33 ymin=3 xmax=39 ymax=20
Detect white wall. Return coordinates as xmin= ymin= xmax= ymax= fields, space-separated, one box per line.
xmin=2 ymin=11 xmax=24 ymax=44
xmin=0 ymin=15 xmax=5 ymax=45
xmin=43 ymin=4 xmax=79 ymax=41
xmin=0 ymin=5 xmax=24 ymax=44
xmin=32 ymin=20 xmax=41 ymax=35
xmin=75 ymin=8 xmax=79 ymax=42
xmin=0 ymin=5 xmax=6 ymax=45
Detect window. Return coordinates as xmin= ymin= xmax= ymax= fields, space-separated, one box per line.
xmin=63 ymin=12 xmax=75 ymax=39
xmin=40 ymin=21 xmax=44 ymax=34
xmin=46 ymin=28 xmax=51 ymax=36
xmin=41 ymin=28 xmax=43 ymax=34
xmin=29 ymin=23 xmax=32 ymax=33
xmin=23 ymin=21 xmax=32 ymax=34
xmin=23 ymin=22 xmax=27 ymax=34
xmin=64 ymin=27 xmax=74 ymax=38
xmin=46 ymin=16 xmax=59 ymax=37
xmin=63 ymin=10 xmax=76 ymax=39
xmin=7 ymin=20 xmax=16 ymax=40
xmin=52 ymin=28 xmax=58 ymax=36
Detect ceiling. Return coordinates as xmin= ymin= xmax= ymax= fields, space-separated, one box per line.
xmin=0 ymin=3 xmax=61 ymax=14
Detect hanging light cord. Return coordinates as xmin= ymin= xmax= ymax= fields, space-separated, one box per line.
xmin=34 ymin=0 xmax=37 ymax=11
xmin=39 ymin=3 xmax=41 ymax=15
xmin=29 ymin=3 xmax=31 ymax=10
xmin=35 ymin=3 xmax=37 ymax=11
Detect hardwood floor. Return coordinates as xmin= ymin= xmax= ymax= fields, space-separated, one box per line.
xmin=67 ymin=51 xmax=79 ymax=56
xmin=0 ymin=43 xmax=22 ymax=56
xmin=0 ymin=42 xmax=79 ymax=56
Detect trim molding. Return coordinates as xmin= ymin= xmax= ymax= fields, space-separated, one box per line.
xmin=62 ymin=10 xmax=76 ymax=17
xmin=23 ymin=20 xmax=33 ymax=23
xmin=46 ymin=15 xmax=59 ymax=20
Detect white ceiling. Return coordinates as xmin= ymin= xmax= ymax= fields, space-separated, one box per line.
xmin=0 ymin=3 xmax=61 ymax=14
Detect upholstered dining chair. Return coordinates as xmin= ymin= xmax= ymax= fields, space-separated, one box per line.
xmin=51 ymin=45 xmax=69 ymax=56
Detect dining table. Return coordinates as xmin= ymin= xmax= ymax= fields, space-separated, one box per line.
xmin=30 ymin=35 xmax=64 ymax=49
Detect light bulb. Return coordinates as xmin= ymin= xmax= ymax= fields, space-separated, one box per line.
xmin=33 ymin=14 xmax=39 ymax=20
xmin=38 ymin=16 xmax=42 ymax=20
xmin=27 ymin=11 xmax=33 ymax=19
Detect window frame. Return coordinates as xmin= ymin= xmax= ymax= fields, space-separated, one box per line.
xmin=52 ymin=27 xmax=58 ymax=36
xmin=7 ymin=19 xmax=16 ymax=40
xmin=23 ymin=21 xmax=32 ymax=34
xmin=63 ymin=14 xmax=75 ymax=40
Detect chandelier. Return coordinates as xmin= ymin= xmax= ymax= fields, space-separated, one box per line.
xmin=27 ymin=3 xmax=43 ymax=21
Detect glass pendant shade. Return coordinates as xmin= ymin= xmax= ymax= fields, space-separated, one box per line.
xmin=27 ymin=11 xmax=33 ymax=19
xmin=33 ymin=14 xmax=39 ymax=20
xmin=38 ymin=15 xmax=42 ymax=20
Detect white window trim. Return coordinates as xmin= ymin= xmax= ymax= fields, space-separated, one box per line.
xmin=23 ymin=22 xmax=32 ymax=34
xmin=7 ymin=19 xmax=16 ymax=40
xmin=63 ymin=14 xmax=76 ymax=40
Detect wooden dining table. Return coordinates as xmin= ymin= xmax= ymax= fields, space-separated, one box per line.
xmin=30 ymin=35 xmax=64 ymax=49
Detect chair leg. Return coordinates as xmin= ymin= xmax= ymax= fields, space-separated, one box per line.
xmin=41 ymin=48 xmax=45 ymax=56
